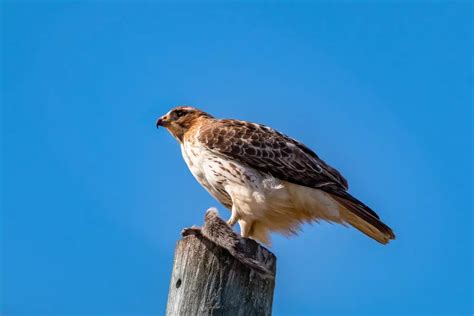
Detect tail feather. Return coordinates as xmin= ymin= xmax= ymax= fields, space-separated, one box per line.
xmin=323 ymin=186 xmax=395 ymax=244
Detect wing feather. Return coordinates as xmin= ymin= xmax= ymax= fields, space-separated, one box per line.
xmin=198 ymin=119 xmax=348 ymax=190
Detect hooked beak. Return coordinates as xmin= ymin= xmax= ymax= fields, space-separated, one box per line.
xmin=157 ymin=114 xmax=171 ymax=128
xmin=156 ymin=117 xmax=164 ymax=128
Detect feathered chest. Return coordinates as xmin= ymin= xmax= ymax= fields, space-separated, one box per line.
xmin=180 ymin=141 xmax=236 ymax=208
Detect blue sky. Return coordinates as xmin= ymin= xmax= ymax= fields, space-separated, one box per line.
xmin=1 ymin=2 xmax=472 ymax=315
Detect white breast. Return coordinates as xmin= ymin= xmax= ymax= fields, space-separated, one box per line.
xmin=180 ymin=140 xmax=274 ymax=217
xmin=181 ymin=141 xmax=234 ymax=208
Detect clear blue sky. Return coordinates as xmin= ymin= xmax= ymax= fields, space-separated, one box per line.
xmin=1 ymin=2 xmax=472 ymax=315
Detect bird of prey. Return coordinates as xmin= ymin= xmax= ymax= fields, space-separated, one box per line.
xmin=157 ymin=106 xmax=395 ymax=245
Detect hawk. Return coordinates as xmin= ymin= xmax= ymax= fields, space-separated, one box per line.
xmin=157 ymin=106 xmax=395 ymax=245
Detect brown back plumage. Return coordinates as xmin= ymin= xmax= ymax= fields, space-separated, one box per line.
xmin=199 ymin=119 xmax=349 ymax=190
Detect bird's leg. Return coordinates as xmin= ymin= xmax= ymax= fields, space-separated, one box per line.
xmin=227 ymin=204 xmax=239 ymax=227
xmin=238 ymin=219 xmax=253 ymax=238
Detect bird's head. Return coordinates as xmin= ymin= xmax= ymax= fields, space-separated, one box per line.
xmin=156 ymin=106 xmax=213 ymax=142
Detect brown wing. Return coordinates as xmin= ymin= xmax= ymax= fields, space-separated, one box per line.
xmin=198 ymin=119 xmax=349 ymax=190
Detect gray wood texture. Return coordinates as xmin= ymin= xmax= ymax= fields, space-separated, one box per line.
xmin=166 ymin=234 xmax=276 ymax=316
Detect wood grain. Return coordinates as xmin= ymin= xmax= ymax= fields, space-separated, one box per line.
xmin=166 ymin=234 xmax=276 ymax=316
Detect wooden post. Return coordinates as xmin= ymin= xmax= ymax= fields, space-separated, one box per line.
xmin=166 ymin=234 xmax=276 ymax=316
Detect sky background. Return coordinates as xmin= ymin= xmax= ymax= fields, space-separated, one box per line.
xmin=1 ymin=2 xmax=472 ymax=315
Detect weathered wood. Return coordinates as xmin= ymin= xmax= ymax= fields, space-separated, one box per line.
xmin=166 ymin=234 xmax=276 ymax=316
